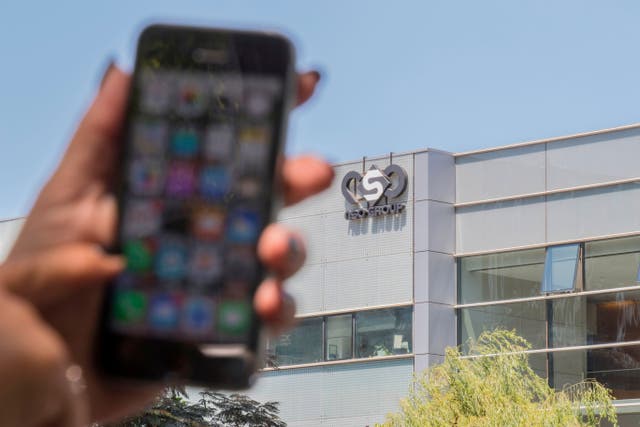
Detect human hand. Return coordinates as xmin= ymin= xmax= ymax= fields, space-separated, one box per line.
xmin=7 ymin=65 xmax=333 ymax=423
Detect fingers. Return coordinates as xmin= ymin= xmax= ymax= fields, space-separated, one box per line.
xmin=282 ymin=155 xmax=334 ymax=205
xmin=296 ymin=71 xmax=321 ymax=106
xmin=0 ymin=244 xmax=124 ymax=309
xmin=258 ymin=224 xmax=305 ymax=278
xmin=53 ymin=66 xmax=130 ymax=191
xmin=254 ymin=278 xmax=296 ymax=333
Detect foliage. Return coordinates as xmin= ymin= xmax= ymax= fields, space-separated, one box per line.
xmin=380 ymin=329 xmax=617 ymax=427
xmin=104 ymin=387 xmax=286 ymax=427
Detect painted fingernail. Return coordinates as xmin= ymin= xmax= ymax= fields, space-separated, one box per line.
xmin=287 ymin=235 xmax=304 ymax=268
xmin=99 ymin=59 xmax=115 ymax=88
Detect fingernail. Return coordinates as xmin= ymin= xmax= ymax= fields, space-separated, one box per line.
xmin=310 ymin=70 xmax=321 ymax=82
xmin=287 ymin=235 xmax=303 ymax=266
xmin=99 ymin=59 xmax=115 ymax=88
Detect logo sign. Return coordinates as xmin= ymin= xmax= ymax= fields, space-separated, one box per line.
xmin=342 ymin=164 xmax=408 ymax=220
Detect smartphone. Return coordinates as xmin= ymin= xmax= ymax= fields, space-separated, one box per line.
xmin=97 ymin=24 xmax=296 ymax=388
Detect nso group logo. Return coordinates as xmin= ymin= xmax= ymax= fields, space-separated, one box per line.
xmin=341 ymin=164 xmax=408 ymax=220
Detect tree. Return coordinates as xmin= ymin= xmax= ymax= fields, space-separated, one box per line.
xmin=380 ymin=329 xmax=618 ymax=427
xmin=104 ymin=387 xmax=286 ymax=427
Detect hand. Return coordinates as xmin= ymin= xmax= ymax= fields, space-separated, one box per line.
xmin=7 ymin=65 xmax=333 ymax=423
xmin=0 ymin=281 xmax=86 ymax=427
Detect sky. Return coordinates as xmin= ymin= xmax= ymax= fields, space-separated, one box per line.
xmin=2 ymin=1 xmax=640 ymax=219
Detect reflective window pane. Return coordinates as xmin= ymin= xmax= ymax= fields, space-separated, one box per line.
xmin=458 ymin=301 xmax=547 ymax=352
xmin=355 ymin=307 xmax=412 ymax=358
xmin=459 ymin=248 xmax=545 ymax=304
xmin=542 ymin=244 xmax=580 ymax=293
xmin=326 ymin=314 xmax=352 ymax=360
xmin=585 ymin=236 xmax=640 ymax=291
xmin=267 ymin=318 xmax=322 ymax=367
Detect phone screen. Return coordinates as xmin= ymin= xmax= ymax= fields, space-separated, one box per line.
xmin=101 ymin=26 xmax=293 ymax=376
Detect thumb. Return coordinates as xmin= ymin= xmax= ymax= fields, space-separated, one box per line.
xmin=0 ymin=244 xmax=124 ymax=308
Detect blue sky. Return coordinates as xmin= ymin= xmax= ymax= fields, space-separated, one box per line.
xmin=2 ymin=1 xmax=640 ymax=219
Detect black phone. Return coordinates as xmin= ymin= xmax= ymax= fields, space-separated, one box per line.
xmin=96 ymin=24 xmax=296 ymax=388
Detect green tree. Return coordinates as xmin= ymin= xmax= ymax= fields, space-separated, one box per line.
xmin=104 ymin=387 xmax=286 ymax=427
xmin=380 ymin=329 xmax=617 ymax=427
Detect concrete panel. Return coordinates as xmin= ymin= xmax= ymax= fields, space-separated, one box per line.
xmin=428 ymin=302 xmax=456 ymax=356
xmin=547 ymin=183 xmax=640 ymax=243
xmin=323 ymin=252 xmax=413 ymax=312
xmin=456 ymin=196 xmax=546 ymax=254
xmin=414 ymin=200 xmax=428 ymax=252
xmin=456 ymin=144 xmax=545 ymax=203
xmin=278 ymin=214 xmax=325 ymax=265
xmin=249 ymin=359 xmax=414 ymax=427
xmin=547 ymin=128 xmax=640 ymax=190
xmin=428 ymin=201 xmax=455 ymax=254
xmin=286 ymin=263 xmax=323 ymax=315
xmin=427 ymin=251 xmax=456 ymax=305
xmin=414 ymin=151 xmax=429 ymax=202
xmin=415 ymin=353 xmax=445 ymax=373
xmin=428 ymin=151 xmax=455 ymax=204
xmin=0 ymin=218 xmax=24 ymax=261
xmin=414 ymin=251 xmax=428 ymax=303
xmin=414 ymin=302 xmax=429 ymax=354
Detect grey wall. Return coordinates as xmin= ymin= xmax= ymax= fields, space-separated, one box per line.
xmin=455 ymin=127 xmax=640 ymax=254
xmin=0 ymin=218 xmax=23 ymax=261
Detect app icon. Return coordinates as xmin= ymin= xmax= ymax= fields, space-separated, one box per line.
xmin=232 ymin=175 xmax=261 ymax=200
xmin=140 ymin=71 xmax=173 ymax=114
xmin=132 ymin=121 xmax=168 ymax=157
xmin=149 ymin=293 xmax=180 ymax=330
xmin=123 ymin=239 xmax=154 ymax=273
xmin=155 ymin=236 xmax=188 ymax=281
xmin=203 ymin=123 xmax=234 ymax=162
xmin=165 ymin=161 xmax=197 ymax=198
xmin=226 ymin=246 xmax=257 ymax=280
xmin=171 ymin=128 xmax=199 ymax=158
xmin=217 ymin=300 xmax=251 ymax=336
xmin=122 ymin=199 xmax=163 ymax=239
xmin=182 ymin=297 xmax=215 ymax=335
xmin=176 ymin=76 xmax=208 ymax=117
xmin=226 ymin=210 xmax=261 ymax=243
xmin=236 ymin=127 xmax=270 ymax=175
xmin=113 ymin=290 xmax=147 ymax=324
xmin=128 ymin=159 xmax=165 ymax=196
xmin=199 ymin=166 xmax=230 ymax=200
xmin=244 ymin=88 xmax=273 ymax=118
xmin=192 ymin=206 xmax=225 ymax=241
xmin=188 ymin=243 xmax=223 ymax=286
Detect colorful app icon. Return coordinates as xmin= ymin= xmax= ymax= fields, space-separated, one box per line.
xmin=192 ymin=206 xmax=225 ymax=241
xmin=182 ymin=297 xmax=215 ymax=335
xmin=203 ymin=123 xmax=234 ymax=162
xmin=176 ymin=76 xmax=208 ymax=117
xmin=217 ymin=300 xmax=251 ymax=336
xmin=113 ymin=290 xmax=147 ymax=324
xmin=122 ymin=199 xmax=163 ymax=239
xmin=123 ymin=239 xmax=154 ymax=273
xmin=171 ymin=128 xmax=199 ymax=158
xmin=148 ymin=293 xmax=180 ymax=330
xmin=226 ymin=210 xmax=261 ymax=243
xmin=244 ymin=88 xmax=273 ymax=118
xmin=211 ymin=76 xmax=242 ymax=115
xmin=155 ymin=236 xmax=188 ymax=281
xmin=199 ymin=166 xmax=230 ymax=200
xmin=128 ymin=159 xmax=165 ymax=196
xmin=188 ymin=243 xmax=223 ymax=286
xmin=132 ymin=120 xmax=168 ymax=157
xmin=236 ymin=127 xmax=270 ymax=175
xmin=165 ymin=161 xmax=197 ymax=198
xmin=233 ymin=175 xmax=261 ymax=200
xmin=140 ymin=71 xmax=173 ymax=114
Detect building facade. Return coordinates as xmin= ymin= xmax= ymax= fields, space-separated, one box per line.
xmin=2 ymin=124 xmax=640 ymax=425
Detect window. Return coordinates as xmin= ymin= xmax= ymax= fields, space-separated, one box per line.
xmin=355 ymin=307 xmax=412 ymax=358
xmin=542 ymin=244 xmax=582 ymax=293
xmin=585 ymin=236 xmax=640 ymax=290
xmin=458 ymin=248 xmax=545 ymax=304
xmin=326 ymin=315 xmax=353 ymax=360
xmin=266 ymin=317 xmax=323 ymax=367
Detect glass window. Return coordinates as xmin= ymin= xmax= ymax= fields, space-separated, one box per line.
xmin=326 ymin=314 xmax=353 ymax=361
xmin=542 ymin=244 xmax=581 ymax=293
xmin=459 ymin=248 xmax=545 ymax=304
xmin=585 ymin=236 xmax=640 ymax=291
xmin=458 ymin=301 xmax=547 ymax=352
xmin=266 ymin=318 xmax=323 ymax=367
xmin=355 ymin=307 xmax=412 ymax=358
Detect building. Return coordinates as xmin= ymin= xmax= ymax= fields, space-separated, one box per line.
xmin=2 ymin=124 xmax=640 ymax=425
